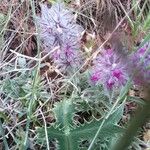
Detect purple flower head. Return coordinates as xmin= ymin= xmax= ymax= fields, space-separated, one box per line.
xmin=129 ymin=42 xmax=150 ymax=85
xmin=36 ymin=3 xmax=83 ymax=49
xmin=52 ymin=43 xmax=83 ymax=71
xmin=90 ymin=49 xmax=129 ymax=90
xmin=36 ymin=2 xmax=84 ymax=72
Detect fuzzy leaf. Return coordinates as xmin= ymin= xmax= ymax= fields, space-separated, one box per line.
xmin=72 ymin=103 xmax=124 ymax=139
xmin=105 ymin=102 xmax=125 ymax=125
xmin=72 ymin=123 xmax=123 ymax=140
xmin=36 ymin=102 xmax=124 ymax=150
xmin=53 ymin=99 xmax=76 ymax=129
xmin=37 ymin=126 xmax=63 ymax=141
xmin=37 ymin=125 xmax=79 ymax=150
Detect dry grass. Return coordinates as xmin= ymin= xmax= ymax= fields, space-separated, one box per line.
xmin=76 ymin=0 xmax=128 ymax=35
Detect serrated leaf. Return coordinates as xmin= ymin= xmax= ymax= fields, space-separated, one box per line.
xmin=37 ymin=126 xmax=63 ymax=141
xmin=72 ymin=103 xmax=124 ymax=139
xmin=37 ymin=100 xmax=124 ymax=150
xmin=105 ymin=102 xmax=125 ymax=125
xmin=72 ymin=122 xmax=123 ymax=140
xmin=53 ymin=99 xmax=76 ymax=129
xmin=37 ymin=126 xmax=79 ymax=150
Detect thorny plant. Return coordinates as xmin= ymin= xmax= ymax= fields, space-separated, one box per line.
xmin=0 ymin=0 xmax=150 ymax=150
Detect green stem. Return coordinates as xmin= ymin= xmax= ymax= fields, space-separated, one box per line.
xmin=65 ymin=134 xmax=73 ymax=150
xmin=23 ymin=0 xmax=41 ymax=149
xmin=23 ymin=66 xmax=40 ymax=149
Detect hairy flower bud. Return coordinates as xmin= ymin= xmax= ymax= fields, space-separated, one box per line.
xmin=36 ymin=2 xmax=84 ymax=72
xmin=90 ymin=49 xmax=129 ymax=91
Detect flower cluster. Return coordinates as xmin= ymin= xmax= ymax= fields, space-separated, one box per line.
xmin=36 ymin=2 xmax=150 ymax=89
xmin=52 ymin=43 xmax=83 ymax=71
xmin=90 ymin=49 xmax=129 ymax=90
xmin=90 ymin=43 xmax=150 ymax=91
xmin=129 ymin=42 xmax=150 ymax=85
xmin=36 ymin=2 xmax=84 ymax=72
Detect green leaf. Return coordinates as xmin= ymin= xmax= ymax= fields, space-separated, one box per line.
xmin=105 ymin=102 xmax=125 ymax=125
xmin=72 ymin=122 xmax=123 ymax=139
xmin=18 ymin=57 xmax=26 ymax=68
xmin=37 ymin=126 xmax=79 ymax=150
xmin=118 ymin=80 xmax=131 ymax=102
xmin=72 ymin=103 xmax=124 ymax=138
xmin=53 ymin=99 xmax=76 ymax=129
xmin=37 ymin=126 xmax=63 ymax=141
xmin=127 ymin=96 xmax=145 ymax=105
xmin=37 ymin=100 xmax=125 ymax=150
xmin=0 ymin=13 xmax=6 ymax=25
xmin=143 ymin=13 xmax=150 ymax=30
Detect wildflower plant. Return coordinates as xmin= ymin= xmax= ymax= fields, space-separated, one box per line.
xmin=1 ymin=1 xmax=150 ymax=150
xmin=36 ymin=2 xmax=84 ymax=72
xmin=90 ymin=48 xmax=129 ymax=94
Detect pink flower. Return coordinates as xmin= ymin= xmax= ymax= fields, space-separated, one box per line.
xmin=129 ymin=42 xmax=150 ymax=85
xmin=90 ymin=72 xmax=101 ymax=84
xmin=52 ymin=43 xmax=83 ymax=71
xmin=90 ymin=49 xmax=128 ymax=90
xmin=36 ymin=2 xmax=84 ymax=73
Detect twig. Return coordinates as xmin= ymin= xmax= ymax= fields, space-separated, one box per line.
xmin=10 ymin=46 xmax=59 ymax=62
